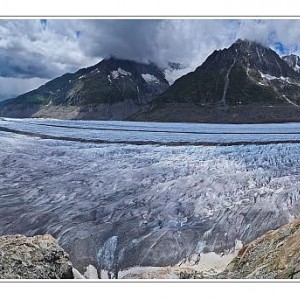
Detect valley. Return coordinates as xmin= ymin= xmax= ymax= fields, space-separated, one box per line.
xmin=0 ymin=118 xmax=299 ymax=278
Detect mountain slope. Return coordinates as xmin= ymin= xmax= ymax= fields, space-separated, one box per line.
xmin=0 ymin=58 xmax=169 ymax=120
xmin=283 ymin=54 xmax=300 ymax=72
xmin=119 ymin=219 xmax=300 ymax=279
xmin=217 ymin=219 xmax=300 ymax=279
xmin=131 ymin=39 xmax=300 ymax=123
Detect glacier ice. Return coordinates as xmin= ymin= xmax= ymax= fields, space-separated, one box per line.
xmin=0 ymin=119 xmax=299 ymax=273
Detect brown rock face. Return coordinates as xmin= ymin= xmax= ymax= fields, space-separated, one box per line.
xmin=0 ymin=234 xmax=74 ymax=279
xmin=218 ymin=219 xmax=300 ymax=279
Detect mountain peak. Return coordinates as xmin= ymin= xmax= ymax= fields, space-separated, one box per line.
xmin=0 ymin=54 xmax=169 ymax=120
xmin=101 ymin=56 xmax=155 ymax=67
xmin=131 ymin=38 xmax=300 ymax=123
xmin=200 ymin=38 xmax=294 ymax=79
xmin=284 ymin=53 xmax=298 ymax=58
xmin=229 ymin=39 xmax=270 ymax=55
xmin=233 ymin=38 xmax=265 ymax=47
xmin=103 ymin=56 xmax=138 ymax=63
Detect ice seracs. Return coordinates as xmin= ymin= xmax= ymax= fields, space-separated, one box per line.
xmin=0 ymin=118 xmax=300 ymax=274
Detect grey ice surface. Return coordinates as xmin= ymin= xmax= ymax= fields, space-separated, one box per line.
xmin=0 ymin=118 xmax=300 ymax=273
xmin=1 ymin=117 xmax=300 ymax=145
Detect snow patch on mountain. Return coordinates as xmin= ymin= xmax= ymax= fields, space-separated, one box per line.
xmin=259 ymin=71 xmax=292 ymax=84
xmin=111 ymin=68 xmax=132 ymax=79
xmin=164 ymin=67 xmax=191 ymax=84
xmin=294 ymin=64 xmax=300 ymax=72
xmin=283 ymin=54 xmax=300 ymax=72
xmin=282 ymin=95 xmax=300 ymax=107
xmin=90 ymin=68 xmax=100 ymax=74
xmin=259 ymin=72 xmax=278 ymax=81
xmin=141 ymin=73 xmax=160 ymax=84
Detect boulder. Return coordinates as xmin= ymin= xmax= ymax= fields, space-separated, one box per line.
xmin=0 ymin=234 xmax=74 ymax=279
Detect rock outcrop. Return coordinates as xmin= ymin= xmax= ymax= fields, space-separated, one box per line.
xmin=217 ymin=219 xmax=300 ymax=279
xmin=119 ymin=219 xmax=300 ymax=279
xmin=2 ymin=219 xmax=300 ymax=279
xmin=0 ymin=234 xmax=74 ymax=279
xmin=283 ymin=54 xmax=300 ymax=72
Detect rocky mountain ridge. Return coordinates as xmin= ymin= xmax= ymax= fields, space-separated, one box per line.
xmin=283 ymin=54 xmax=300 ymax=72
xmin=1 ymin=39 xmax=300 ymax=122
xmin=131 ymin=39 xmax=300 ymax=123
xmin=0 ymin=57 xmax=169 ymax=120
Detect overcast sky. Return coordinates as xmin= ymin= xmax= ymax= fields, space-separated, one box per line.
xmin=1 ymin=19 xmax=300 ymax=100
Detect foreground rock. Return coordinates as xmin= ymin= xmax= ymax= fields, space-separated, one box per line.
xmin=0 ymin=234 xmax=74 ymax=279
xmin=2 ymin=219 xmax=300 ymax=279
xmin=217 ymin=219 xmax=300 ymax=279
xmin=1 ymin=127 xmax=299 ymax=274
xmin=118 ymin=219 xmax=300 ymax=279
xmin=118 ymin=251 xmax=238 ymax=279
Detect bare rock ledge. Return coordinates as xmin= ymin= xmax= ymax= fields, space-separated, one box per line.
xmin=2 ymin=219 xmax=300 ymax=279
xmin=217 ymin=219 xmax=300 ymax=279
xmin=0 ymin=234 xmax=74 ymax=279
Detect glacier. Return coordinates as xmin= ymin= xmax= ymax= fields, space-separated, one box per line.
xmin=0 ymin=118 xmax=299 ymax=276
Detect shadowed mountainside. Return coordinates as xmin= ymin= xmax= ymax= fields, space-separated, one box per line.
xmin=130 ymin=39 xmax=300 ymax=123
xmin=0 ymin=58 xmax=169 ymax=120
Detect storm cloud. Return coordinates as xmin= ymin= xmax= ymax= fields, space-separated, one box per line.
xmin=1 ymin=19 xmax=300 ymax=100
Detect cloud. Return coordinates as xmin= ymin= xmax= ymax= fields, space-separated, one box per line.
xmin=0 ymin=76 xmax=47 ymax=101
xmin=0 ymin=19 xmax=100 ymax=79
xmin=235 ymin=19 xmax=300 ymax=54
xmin=74 ymin=19 xmax=300 ymax=69
xmin=2 ymin=19 xmax=300 ymax=100
xmin=75 ymin=19 xmax=238 ymax=70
